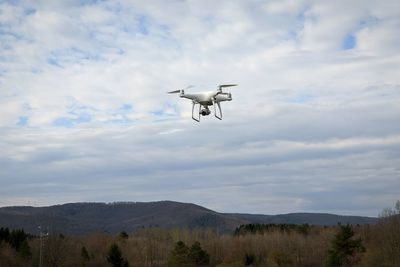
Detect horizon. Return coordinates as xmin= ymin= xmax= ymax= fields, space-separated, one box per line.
xmin=1 ymin=1 xmax=399 ymax=217
xmin=0 ymin=200 xmax=381 ymax=218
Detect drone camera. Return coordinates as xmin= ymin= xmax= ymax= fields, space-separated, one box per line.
xmin=201 ymin=109 xmax=211 ymax=116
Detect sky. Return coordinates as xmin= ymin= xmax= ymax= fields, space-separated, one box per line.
xmin=1 ymin=0 xmax=399 ymax=217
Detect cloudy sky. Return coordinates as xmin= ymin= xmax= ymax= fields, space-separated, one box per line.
xmin=1 ymin=0 xmax=399 ymax=216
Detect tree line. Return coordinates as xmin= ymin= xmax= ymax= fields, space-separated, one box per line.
xmin=234 ymin=223 xmax=311 ymax=236
xmin=0 ymin=200 xmax=399 ymax=267
xmin=0 ymin=227 xmax=31 ymax=258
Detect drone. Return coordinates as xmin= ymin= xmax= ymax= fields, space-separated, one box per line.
xmin=168 ymin=84 xmax=237 ymax=122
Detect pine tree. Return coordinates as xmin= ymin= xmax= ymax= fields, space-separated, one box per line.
xmin=119 ymin=231 xmax=129 ymax=239
xmin=168 ymin=241 xmax=191 ymax=267
xmin=0 ymin=227 xmax=10 ymax=243
xmin=107 ymin=243 xmax=129 ymax=267
xmin=326 ymin=224 xmax=365 ymax=267
xmin=81 ymin=246 xmax=90 ymax=260
xmin=168 ymin=241 xmax=210 ymax=267
xmin=188 ymin=241 xmax=210 ymax=266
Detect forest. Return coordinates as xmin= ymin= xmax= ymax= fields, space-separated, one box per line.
xmin=0 ymin=201 xmax=399 ymax=267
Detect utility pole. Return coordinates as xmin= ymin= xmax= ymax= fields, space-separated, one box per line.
xmin=39 ymin=226 xmax=43 ymax=267
xmin=38 ymin=226 xmax=47 ymax=267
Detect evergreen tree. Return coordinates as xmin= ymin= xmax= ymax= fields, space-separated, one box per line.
xmin=107 ymin=243 xmax=129 ymax=267
xmin=188 ymin=241 xmax=210 ymax=266
xmin=18 ymin=240 xmax=31 ymax=258
xmin=3 ymin=229 xmax=31 ymax=257
xmin=0 ymin=227 xmax=10 ymax=243
xmin=168 ymin=241 xmax=191 ymax=267
xmin=9 ymin=229 xmax=28 ymax=251
xmin=81 ymin=246 xmax=90 ymax=261
xmin=168 ymin=241 xmax=210 ymax=267
xmin=326 ymin=224 xmax=365 ymax=267
xmin=119 ymin=231 xmax=129 ymax=240
xmin=244 ymin=253 xmax=255 ymax=266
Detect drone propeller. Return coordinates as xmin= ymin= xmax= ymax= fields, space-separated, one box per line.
xmin=219 ymin=84 xmax=238 ymax=89
xmin=216 ymin=84 xmax=237 ymax=95
xmin=167 ymin=85 xmax=193 ymax=94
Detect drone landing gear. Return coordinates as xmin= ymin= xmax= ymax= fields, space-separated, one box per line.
xmin=192 ymin=101 xmax=201 ymax=122
xmin=213 ymin=99 xmax=222 ymax=120
xmin=192 ymin=101 xmax=222 ymax=122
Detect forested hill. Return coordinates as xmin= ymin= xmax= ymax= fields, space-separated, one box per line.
xmin=0 ymin=201 xmax=378 ymax=235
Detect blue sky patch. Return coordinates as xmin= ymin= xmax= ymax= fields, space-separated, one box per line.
xmin=151 ymin=102 xmax=179 ymax=117
xmin=24 ymin=8 xmax=36 ymax=15
xmin=16 ymin=116 xmax=28 ymax=126
xmin=342 ymin=34 xmax=356 ymax=50
xmin=287 ymin=94 xmax=315 ymax=104
xmin=151 ymin=110 xmax=164 ymax=116
xmin=137 ymin=16 xmax=149 ymax=35
xmin=120 ymin=104 xmax=132 ymax=111
xmin=47 ymin=47 xmax=99 ymax=66
xmin=53 ymin=113 xmax=91 ymax=128
xmin=47 ymin=57 xmax=62 ymax=67
xmin=53 ymin=117 xmax=74 ymax=128
xmin=94 ymin=104 xmax=135 ymax=125
xmin=79 ymin=0 xmax=105 ymax=6
xmin=73 ymin=113 xmax=91 ymax=124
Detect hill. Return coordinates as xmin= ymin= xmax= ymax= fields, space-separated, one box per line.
xmin=0 ymin=201 xmax=378 ymax=235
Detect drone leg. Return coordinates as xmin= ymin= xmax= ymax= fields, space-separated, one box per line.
xmin=192 ymin=101 xmax=200 ymax=122
xmin=213 ymin=100 xmax=222 ymax=120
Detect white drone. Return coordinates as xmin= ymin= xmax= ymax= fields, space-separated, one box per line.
xmin=168 ymin=84 xmax=237 ymax=122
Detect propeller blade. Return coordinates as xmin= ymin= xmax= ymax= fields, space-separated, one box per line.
xmin=184 ymin=85 xmax=194 ymax=90
xmin=168 ymin=85 xmax=193 ymax=94
xmin=167 ymin=90 xmax=181 ymax=94
xmin=219 ymin=84 xmax=238 ymax=89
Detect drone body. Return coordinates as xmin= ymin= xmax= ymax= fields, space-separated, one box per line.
xmin=168 ymin=84 xmax=237 ymax=122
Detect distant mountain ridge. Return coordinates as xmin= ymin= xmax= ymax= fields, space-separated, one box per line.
xmin=0 ymin=201 xmax=378 ymax=235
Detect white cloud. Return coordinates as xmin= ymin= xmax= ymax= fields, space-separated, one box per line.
xmin=0 ymin=0 xmax=399 ymax=216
